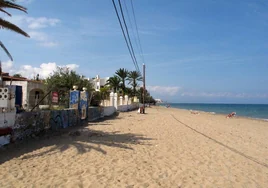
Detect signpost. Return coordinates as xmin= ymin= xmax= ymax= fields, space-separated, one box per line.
xmin=52 ymin=92 xmax=59 ymax=103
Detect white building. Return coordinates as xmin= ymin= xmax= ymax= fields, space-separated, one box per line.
xmin=155 ymin=99 xmax=163 ymax=103
xmin=90 ymin=75 xmax=110 ymax=91
xmin=2 ymin=72 xmax=45 ymax=110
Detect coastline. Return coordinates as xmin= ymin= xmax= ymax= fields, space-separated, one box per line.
xmin=1 ymin=106 xmax=268 ymax=187
xmin=160 ymin=104 xmax=268 ymax=122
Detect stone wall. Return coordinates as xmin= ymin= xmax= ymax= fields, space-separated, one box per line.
xmin=0 ymin=105 xmax=137 ymax=147
xmin=103 ymin=106 xmax=116 ymax=117
xmin=117 ymin=103 xmax=139 ymax=112
xmin=88 ymin=107 xmax=103 ymax=121
xmin=0 ymin=109 xmax=80 ymax=146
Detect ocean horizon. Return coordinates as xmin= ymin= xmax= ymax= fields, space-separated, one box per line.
xmin=161 ymin=103 xmax=268 ymax=120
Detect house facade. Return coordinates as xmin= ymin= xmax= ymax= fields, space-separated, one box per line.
xmin=90 ymin=75 xmax=110 ymax=91
xmin=2 ymin=73 xmax=45 ymax=110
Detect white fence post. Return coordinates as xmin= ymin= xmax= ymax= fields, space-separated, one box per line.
xmin=110 ymin=92 xmax=114 ymax=107
xmin=119 ymin=96 xmax=123 ymax=105
xmin=114 ymin=93 xmax=118 ymax=109
xmin=124 ymin=95 xmax=128 ymax=105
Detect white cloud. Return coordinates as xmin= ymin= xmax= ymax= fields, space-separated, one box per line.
xmin=147 ymin=85 xmax=181 ymax=96
xmin=28 ymin=31 xmax=58 ymax=47
xmin=4 ymin=15 xmax=60 ymax=47
xmin=4 ymin=15 xmax=60 ymax=30
xmin=2 ymin=60 xmax=13 ymax=71
xmin=2 ymin=62 xmax=79 ymax=79
xmin=27 ymin=17 xmax=60 ymax=29
xmin=28 ymin=31 xmax=47 ymax=41
xmin=66 ymin=64 xmax=79 ymax=70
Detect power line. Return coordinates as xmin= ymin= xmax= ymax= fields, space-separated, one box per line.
xmin=112 ymin=0 xmax=139 ymax=72
xmin=122 ymin=0 xmax=142 ymax=64
xmin=130 ymin=0 xmax=145 ymax=65
xmin=117 ymin=0 xmax=141 ymax=74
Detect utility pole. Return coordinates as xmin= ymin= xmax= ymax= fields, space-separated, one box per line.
xmin=0 ymin=61 xmax=3 ymax=87
xmin=143 ymin=63 xmax=145 ymax=113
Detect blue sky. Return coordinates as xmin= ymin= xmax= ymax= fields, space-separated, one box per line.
xmin=1 ymin=0 xmax=268 ymax=103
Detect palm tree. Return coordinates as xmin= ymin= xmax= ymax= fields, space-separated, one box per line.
xmin=124 ymin=87 xmax=133 ymax=97
xmin=127 ymin=70 xmax=142 ymax=96
xmin=0 ymin=0 xmax=30 ymax=61
xmin=115 ymin=68 xmax=128 ymax=95
xmin=100 ymin=86 xmax=110 ymax=104
xmin=106 ymin=75 xmax=121 ymax=93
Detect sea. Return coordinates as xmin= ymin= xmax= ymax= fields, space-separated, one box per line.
xmin=162 ymin=103 xmax=268 ymax=120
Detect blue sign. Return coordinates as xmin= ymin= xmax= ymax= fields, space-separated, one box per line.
xmin=69 ymin=90 xmax=80 ymax=109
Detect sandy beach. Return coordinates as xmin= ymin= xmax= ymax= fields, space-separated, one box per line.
xmin=0 ymin=106 xmax=268 ymax=187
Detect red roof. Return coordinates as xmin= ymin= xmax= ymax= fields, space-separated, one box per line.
xmin=1 ymin=72 xmax=42 ymax=83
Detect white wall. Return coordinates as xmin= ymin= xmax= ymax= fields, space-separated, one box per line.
xmin=4 ymin=81 xmax=45 ymax=109
xmin=0 ymin=111 xmax=16 ymax=146
xmin=103 ymin=104 xmax=138 ymax=114
xmin=103 ymin=106 xmax=116 ymax=116
xmin=4 ymin=81 xmax=28 ymax=107
xmin=0 ymin=111 xmax=16 ymax=129
xmin=117 ymin=103 xmax=139 ymax=112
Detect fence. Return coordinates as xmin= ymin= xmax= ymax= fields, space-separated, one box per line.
xmin=0 ymin=90 xmax=140 ymax=147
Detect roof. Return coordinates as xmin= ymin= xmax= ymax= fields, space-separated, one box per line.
xmin=1 ymin=72 xmax=43 ymax=83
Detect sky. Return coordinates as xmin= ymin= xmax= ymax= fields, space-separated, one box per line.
xmin=1 ymin=0 xmax=268 ymax=104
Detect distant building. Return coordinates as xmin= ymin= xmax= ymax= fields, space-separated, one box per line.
xmin=90 ymin=75 xmax=110 ymax=91
xmin=2 ymin=72 xmax=45 ymax=110
xmin=155 ymin=99 xmax=163 ymax=103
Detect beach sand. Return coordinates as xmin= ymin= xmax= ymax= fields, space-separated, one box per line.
xmin=0 ymin=106 xmax=268 ymax=187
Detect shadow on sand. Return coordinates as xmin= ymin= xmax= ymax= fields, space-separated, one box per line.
xmin=0 ymin=115 xmax=152 ymax=164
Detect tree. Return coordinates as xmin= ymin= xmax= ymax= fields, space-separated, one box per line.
xmin=124 ymin=87 xmax=133 ymax=97
xmin=127 ymin=70 xmax=142 ymax=96
xmin=44 ymin=67 xmax=93 ymax=107
xmin=13 ymin=73 xmax=22 ymax=77
xmin=137 ymin=87 xmax=156 ymax=104
xmin=0 ymin=0 xmax=30 ymax=61
xmin=100 ymin=86 xmax=110 ymax=99
xmin=106 ymin=75 xmax=121 ymax=93
xmin=99 ymin=86 xmax=110 ymax=105
xmin=115 ymin=68 xmax=128 ymax=96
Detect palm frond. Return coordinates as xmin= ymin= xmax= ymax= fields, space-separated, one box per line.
xmin=0 ymin=18 xmax=29 ymax=37
xmin=0 ymin=8 xmax=11 ymax=16
xmin=0 ymin=41 xmax=13 ymax=60
xmin=0 ymin=0 xmax=27 ymax=13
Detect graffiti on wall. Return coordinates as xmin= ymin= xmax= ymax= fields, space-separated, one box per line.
xmin=12 ymin=109 xmax=80 ymax=141
xmin=70 ymin=90 xmax=79 ymax=109
xmin=13 ymin=111 xmax=50 ymax=140
xmin=79 ymin=91 xmax=88 ymax=120
xmin=1 ymin=105 xmax=104 ymax=147
xmin=50 ymin=109 xmax=79 ymax=130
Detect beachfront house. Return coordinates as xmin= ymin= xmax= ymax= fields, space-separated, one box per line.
xmin=90 ymin=75 xmax=110 ymax=91
xmin=2 ymin=72 xmax=46 ymax=110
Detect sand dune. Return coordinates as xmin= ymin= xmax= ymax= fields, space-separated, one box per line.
xmin=1 ymin=106 xmax=268 ymax=187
